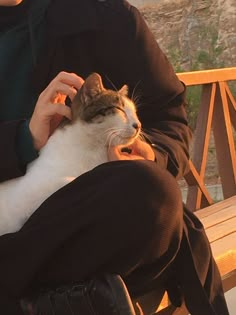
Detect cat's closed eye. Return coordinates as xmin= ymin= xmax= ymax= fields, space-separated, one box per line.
xmin=97 ymin=108 xmax=108 ymax=116
xmin=94 ymin=106 xmax=115 ymax=117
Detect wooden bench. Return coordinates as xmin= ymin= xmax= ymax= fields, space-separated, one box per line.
xmin=196 ymin=196 xmax=236 ymax=293
xmin=133 ymin=68 xmax=236 ymax=314
xmin=179 ymin=68 xmax=236 ymax=301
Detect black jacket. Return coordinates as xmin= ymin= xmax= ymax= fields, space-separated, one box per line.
xmin=0 ymin=0 xmax=192 ymax=182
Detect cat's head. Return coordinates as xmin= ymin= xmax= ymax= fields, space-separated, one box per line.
xmin=71 ymin=73 xmax=141 ymax=146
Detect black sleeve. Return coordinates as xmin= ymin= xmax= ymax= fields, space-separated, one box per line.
xmin=92 ymin=1 xmax=192 ymax=179
xmin=0 ymin=121 xmax=38 ymax=182
xmin=0 ymin=121 xmax=25 ymax=182
xmin=0 ymin=294 xmax=24 ymax=315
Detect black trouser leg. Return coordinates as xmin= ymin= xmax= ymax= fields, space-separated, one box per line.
xmin=0 ymin=160 xmax=183 ymax=313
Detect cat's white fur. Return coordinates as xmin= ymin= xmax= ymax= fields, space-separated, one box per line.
xmin=0 ymin=73 xmax=141 ymax=235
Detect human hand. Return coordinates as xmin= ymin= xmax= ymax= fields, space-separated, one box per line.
xmin=29 ymin=72 xmax=84 ymax=151
xmin=108 ymin=138 xmax=155 ymax=161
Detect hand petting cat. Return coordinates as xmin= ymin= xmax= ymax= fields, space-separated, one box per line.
xmin=108 ymin=138 xmax=155 ymax=161
xmin=29 ymin=71 xmax=84 ymax=151
xmin=28 ymin=70 xmax=154 ymax=162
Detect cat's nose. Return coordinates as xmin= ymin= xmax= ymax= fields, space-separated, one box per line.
xmin=132 ymin=122 xmax=141 ymax=130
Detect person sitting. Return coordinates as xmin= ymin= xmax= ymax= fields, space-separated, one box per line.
xmin=0 ymin=0 xmax=229 ymax=314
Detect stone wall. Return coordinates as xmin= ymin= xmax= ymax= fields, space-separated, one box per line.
xmin=129 ymin=0 xmax=159 ymax=6
xmin=129 ymin=0 xmax=236 ymax=71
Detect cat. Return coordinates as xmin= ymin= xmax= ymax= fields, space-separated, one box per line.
xmin=0 ymin=73 xmax=141 ymax=236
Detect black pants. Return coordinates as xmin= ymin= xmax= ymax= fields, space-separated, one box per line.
xmin=0 ymin=160 xmax=229 ymax=314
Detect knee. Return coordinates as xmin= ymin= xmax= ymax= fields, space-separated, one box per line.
xmin=120 ymin=160 xmax=183 ymax=216
xmin=109 ymin=160 xmax=183 ymax=238
xmin=127 ymin=161 xmax=184 ymax=257
xmin=93 ymin=160 xmax=183 ymax=264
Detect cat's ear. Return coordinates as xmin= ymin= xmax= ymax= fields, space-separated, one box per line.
xmin=119 ymin=85 xmax=129 ymax=96
xmin=71 ymin=73 xmax=105 ymax=121
xmin=80 ymin=73 xmax=105 ymax=105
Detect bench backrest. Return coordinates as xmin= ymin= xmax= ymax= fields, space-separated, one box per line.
xmin=177 ymin=67 xmax=236 ymax=211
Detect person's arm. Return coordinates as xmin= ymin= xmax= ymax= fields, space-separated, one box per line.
xmin=0 ymin=72 xmax=84 ymax=183
xmin=92 ymin=2 xmax=192 ymax=179
xmin=0 ymin=293 xmax=24 ymax=315
xmin=0 ymin=120 xmax=37 ymax=182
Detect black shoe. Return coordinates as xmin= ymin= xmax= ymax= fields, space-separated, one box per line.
xmin=21 ymin=274 xmax=136 ymax=315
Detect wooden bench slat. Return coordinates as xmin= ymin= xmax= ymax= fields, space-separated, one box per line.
xmin=198 ymin=207 xmax=236 ymax=229
xmin=211 ymin=233 xmax=236 ymax=258
xmin=196 ymin=195 xmax=236 ymax=218
xmin=194 ymin=197 xmax=236 ymax=281
xmin=201 ymin=217 xmax=236 ymax=243
xmin=214 ymin=250 xmax=236 ymax=277
xmin=177 ymin=67 xmax=236 ymax=86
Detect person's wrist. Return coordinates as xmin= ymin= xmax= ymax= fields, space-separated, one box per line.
xmin=29 ymin=117 xmax=46 ymax=151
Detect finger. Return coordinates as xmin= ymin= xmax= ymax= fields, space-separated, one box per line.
xmin=43 ymin=83 xmax=77 ymax=102
xmin=107 ymin=146 xmax=119 ymax=161
xmin=48 ymin=104 xmax=72 ymax=120
xmin=126 ymin=154 xmax=145 ymax=160
xmin=108 ymin=146 xmax=127 ymax=161
xmin=56 ymin=71 xmax=84 ymax=90
xmin=54 ymin=93 xmax=66 ymax=104
xmin=108 ymin=146 xmax=144 ymax=161
xmin=129 ymin=139 xmax=155 ymax=161
xmin=49 ymin=114 xmax=64 ymax=135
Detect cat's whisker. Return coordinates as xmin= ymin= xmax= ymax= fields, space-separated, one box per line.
xmin=101 ymin=129 xmax=117 ymax=146
xmin=138 ymin=131 xmax=147 ymax=143
xmin=131 ymin=90 xmax=144 ymax=110
xmin=139 ymin=130 xmax=152 ymax=143
xmin=131 ymin=80 xmax=141 ymax=102
xmin=135 ymin=102 xmax=142 ymax=110
xmin=103 ymin=128 xmax=121 ymax=141
xmin=140 ymin=129 xmax=168 ymax=146
xmin=105 ymin=128 xmax=126 ymax=147
xmin=104 ymin=75 xmax=118 ymax=91
xmin=102 ymin=127 xmax=119 ymax=135
xmin=103 ymin=126 xmax=127 ymax=136
xmin=142 ymin=128 xmax=166 ymax=138
xmin=104 ymin=129 xmax=118 ymax=147
xmin=104 ymin=124 xmax=138 ymax=148
xmin=106 ymin=131 xmax=119 ymax=148
xmin=132 ymin=92 xmax=141 ymax=105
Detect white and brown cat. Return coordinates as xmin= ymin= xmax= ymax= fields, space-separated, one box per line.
xmin=0 ymin=73 xmax=141 ymax=235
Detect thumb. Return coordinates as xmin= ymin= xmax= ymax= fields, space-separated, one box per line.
xmin=107 ymin=146 xmax=119 ymax=161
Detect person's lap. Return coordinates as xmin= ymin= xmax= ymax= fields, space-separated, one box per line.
xmin=0 ymin=160 xmax=229 ymax=314
xmin=0 ymin=160 xmax=183 ymax=301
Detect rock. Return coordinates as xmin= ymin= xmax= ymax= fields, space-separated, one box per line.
xmin=130 ymin=0 xmax=236 ymax=71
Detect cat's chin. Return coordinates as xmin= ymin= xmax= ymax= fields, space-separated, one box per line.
xmin=110 ymin=139 xmax=135 ymax=147
xmin=123 ymin=135 xmax=140 ymax=146
xmin=111 ymin=133 xmax=140 ymax=147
